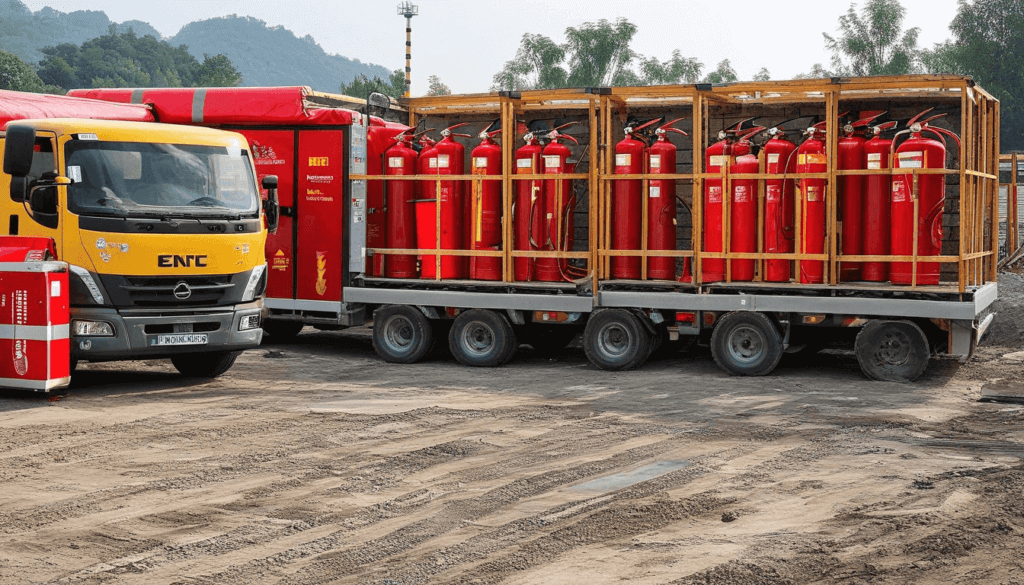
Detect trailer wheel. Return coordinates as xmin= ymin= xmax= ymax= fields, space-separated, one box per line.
xmin=372 ymin=305 xmax=434 ymax=364
xmin=855 ymin=320 xmax=930 ymax=382
xmin=583 ymin=309 xmax=653 ymax=371
xmin=449 ymin=310 xmax=518 ymax=367
xmin=171 ymin=351 xmax=239 ymax=378
xmin=262 ymin=320 xmax=304 ymax=341
xmin=710 ymin=312 xmax=783 ymax=376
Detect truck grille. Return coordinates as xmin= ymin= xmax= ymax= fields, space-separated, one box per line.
xmin=122 ymin=275 xmax=234 ymax=306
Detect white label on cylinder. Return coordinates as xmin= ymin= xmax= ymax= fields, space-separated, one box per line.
xmin=474 ymin=157 xmax=488 ymax=168
xmin=615 ymin=153 xmax=631 ymax=166
xmin=734 ymin=185 xmax=751 ymax=203
xmin=709 ymin=155 xmax=727 ymax=167
xmin=543 ymin=155 xmax=561 ymax=167
xmin=709 ymin=186 xmax=723 ymax=203
xmin=766 ymin=184 xmax=781 ymax=202
xmin=649 ymin=155 xmax=661 ymax=169
xmin=867 ymin=152 xmax=882 ymax=170
xmin=436 ymin=154 xmax=450 ymax=168
xmin=517 ymin=158 xmax=532 ymax=169
xmin=649 ymin=186 xmax=660 ymax=198
xmin=892 ymin=180 xmax=907 ymax=202
xmin=388 ymin=157 xmax=404 ymax=168
xmin=767 ymin=153 xmax=780 ymax=164
xmin=50 ymin=281 xmax=60 ymax=297
xmin=428 ymin=158 xmax=438 ymax=168
xmin=898 ymin=151 xmax=924 ymax=169
xmin=805 ymin=185 xmax=821 ymax=202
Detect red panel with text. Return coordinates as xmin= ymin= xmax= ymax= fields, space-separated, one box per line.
xmin=241 ymin=129 xmax=295 ymax=300
xmin=296 ymin=130 xmax=344 ymax=302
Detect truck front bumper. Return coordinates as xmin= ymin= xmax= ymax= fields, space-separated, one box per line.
xmin=70 ymin=301 xmax=264 ymax=361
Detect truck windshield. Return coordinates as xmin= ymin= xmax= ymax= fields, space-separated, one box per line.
xmin=64 ymin=141 xmax=259 ymax=219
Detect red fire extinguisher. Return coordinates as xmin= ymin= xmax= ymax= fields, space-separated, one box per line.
xmin=797 ymin=122 xmax=828 ymax=284
xmin=432 ymin=123 xmax=472 ymax=279
xmin=537 ymin=122 xmax=580 ymax=282
xmin=890 ymin=111 xmax=960 ymax=285
xmin=837 ymin=113 xmax=884 ymax=281
xmin=415 ymin=133 xmax=439 ymax=278
xmin=469 ymin=127 xmax=503 ymax=281
xmin=701 ymin=120 xmax=758 ymax=283
xmin=763 ymin=125 xmax=797 ymax=282
xmin=729 ymin=130 xmax=762 ymax=282
xmin=514 ymin=131 xmax=544 ymax=282
xmin=648 ymin=118 xmax=688 ymax=280
xmin=383 ymin=129 xmax=420 ymax=278
xmin=612 ymin=118 xmax=659 ymax=279
xmin=861 ymin=120 xmax=898 ymax=282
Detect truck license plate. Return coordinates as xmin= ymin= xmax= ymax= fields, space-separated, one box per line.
xmin=155 ymin=333 xmax=208 ymax=346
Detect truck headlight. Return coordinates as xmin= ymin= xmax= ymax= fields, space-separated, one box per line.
xmin=242 ymin=264 xmax=267 ymax=302
xmin=68 ymin=265 xmax=105 ymax=304
xmin=72 ymin=320 xmax=114 ymax=336
xmin=239 ymin=313 xmax=261 ymax=331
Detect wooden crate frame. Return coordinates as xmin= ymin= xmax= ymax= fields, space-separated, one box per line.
xmin=355 ymin=75 xmax=998 ymax=297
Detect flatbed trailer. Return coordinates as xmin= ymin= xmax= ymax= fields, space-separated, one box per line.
xmin=74 ymin=76 xmax=999 ymax=381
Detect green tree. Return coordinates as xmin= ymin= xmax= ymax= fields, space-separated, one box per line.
xmin=425 ymin=75 xmax=451 ymax=97
xmin=0 ymin=49 xmax=60 ymax=93
xmin=943 ymin=0 xmax=1024 ymax=150
xmin=340 ymin=69 xmax=405 ymax=99
xmin=702 ymin=59 xmax=738 ymax=84
xmin=195 ymin=53 xmax=242 ymax=86
xmin=753 ymin=67 xmax=771 ymax=82
xmin=492 ymin=18 xmax=702 ymax=90
xmin=794 ymin=63 xmax=834 ymax=79
xmin=824 ymin=0 xmax=921 ymax=76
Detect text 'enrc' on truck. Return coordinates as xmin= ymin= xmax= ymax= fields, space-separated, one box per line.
xmin=1 ymin=95 xmax=279 ymax=379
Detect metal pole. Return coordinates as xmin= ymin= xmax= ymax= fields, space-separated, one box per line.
xmin=397 ymin=3 xmax=418 ymax=98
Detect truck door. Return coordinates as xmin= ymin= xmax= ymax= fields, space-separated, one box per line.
xmin=10 ymin=133 xmax=63 ymax=255
xmin=242 ymin=129 xmax=296 ymax=301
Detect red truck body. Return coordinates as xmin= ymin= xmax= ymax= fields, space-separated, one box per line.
xmin=69 ymin=87 xmax=405 ymax=327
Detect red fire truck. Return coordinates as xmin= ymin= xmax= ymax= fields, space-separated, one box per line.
xmin=72 ymin=77 xmax=1000 ymax=383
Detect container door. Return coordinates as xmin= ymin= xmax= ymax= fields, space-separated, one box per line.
xmin=242 ymin=129 xmax=295 ymax=300
xmin=296 ymin=130 xmax=344 ymax=303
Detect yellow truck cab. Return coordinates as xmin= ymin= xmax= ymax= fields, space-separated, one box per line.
xmin=0 ymin=119 xmax=279 ymax=377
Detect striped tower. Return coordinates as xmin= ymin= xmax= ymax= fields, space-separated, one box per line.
xmin=397 ymin=2 xmax=418 ymax=98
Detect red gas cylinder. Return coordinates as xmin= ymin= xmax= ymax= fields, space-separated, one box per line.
xmin=890 ymin=113 xmax=960 ymax=285
xmin=797 ymin=124 xmax=827 ymax=284
xmin=536 ymin=123 xmax=578 ymax=282
xmin=729 ymin=152 xmax=759 ymax=281
xmin=469 ymin=128 xmax=503 ymax=280
xmin=611 ymin=122 xmax=649 ymax=279
xmin=837 ymin=115 xmax=881 ymax=281
xmin=763 ymin=127 xmax=797 ymax=282
xmin=383 ymin=131 xmax=419 ymax=278
xmin=701 ymin=131 xmax=731 ymax=283
xmin=424 ymin=123 xmax=471 ymax=279
xmin=415 ymin=135 xmax=440 ymax=278
xmin=513 ymin=132 xmax=544 ymax=282
xmin=648 ymin=118 xmax=687 ymax=280
xmin=861 ymin=121 xmax=898 ymax=281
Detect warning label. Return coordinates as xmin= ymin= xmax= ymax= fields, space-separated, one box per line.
xmin=709 ymin=186 xmax=723 ymax=204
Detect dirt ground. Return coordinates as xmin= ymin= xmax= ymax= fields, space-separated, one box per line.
xmin=1 ymin=278 xmax=1023 ymax=585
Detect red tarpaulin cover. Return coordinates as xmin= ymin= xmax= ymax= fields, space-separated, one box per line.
xmin=68 ymin=86 xmax=355 ymax=126
xmin=0 ymin=90 xmax=154 ymax=129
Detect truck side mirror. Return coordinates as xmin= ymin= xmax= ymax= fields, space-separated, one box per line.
xmin=261 ymin=175 xmax=279 ymax=234
xmin=4 ymin=125 xmax=36 ymax=202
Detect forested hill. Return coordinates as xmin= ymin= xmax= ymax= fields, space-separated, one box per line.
xmin=0 ymin=0 xmax=158 ymax=64
xmin=0 ymin=1 xmax=390 ymax=91
xmin=169 ymin=16 xmax=389 ymax=91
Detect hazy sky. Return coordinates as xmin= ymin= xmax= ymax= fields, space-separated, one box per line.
xmin=21 ymin=0 xmax=962 ymax=95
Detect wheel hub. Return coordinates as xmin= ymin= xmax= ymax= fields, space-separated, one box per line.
xmin=598 ymin=323 xmax=631 ymax=358
xmin=462 ymin=323 xmax=496 ymax=355
xmin=384 ymin=316 xmax=415 ymax=351
xmin=876 ymin=331 xmax=911 ymax=365
xmin=727 ymin=325 xmax=765 ymax=364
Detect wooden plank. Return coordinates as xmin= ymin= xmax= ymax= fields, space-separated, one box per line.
xmin=959 ymin=90 xmax=968 ymax=293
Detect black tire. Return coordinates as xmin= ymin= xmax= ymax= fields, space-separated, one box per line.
xmin=710 ymin=312 xmax=784 ymax=376
xmin=171 ymin=351 xmax=239 ymax=378
xmin=525 ymin=326 xmax=578 ymax=354
xmin=372 ymin=305 xmax=434 ymax=364
xmin=583 ymin=309 xmax=653 ymax=371
xmin=262 ymin=320 xmax=304 ymax=340
xmin=449 ymin=309 xmax=518 ymax=367
xmin=855 ymin=320 xmax=930 ymax=382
